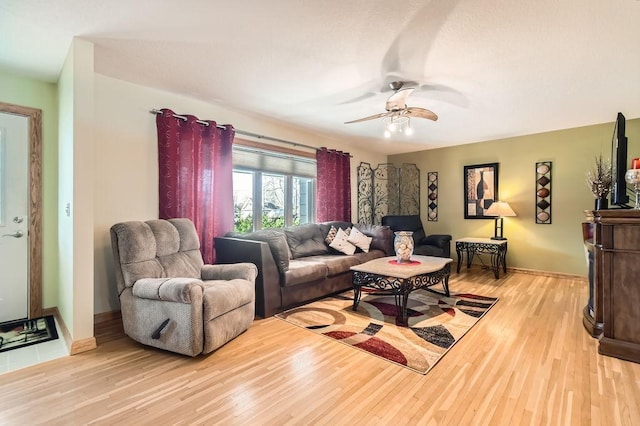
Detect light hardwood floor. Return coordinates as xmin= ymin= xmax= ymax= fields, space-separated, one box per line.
xmin=1 ymin=268 xmax=639 ymax=425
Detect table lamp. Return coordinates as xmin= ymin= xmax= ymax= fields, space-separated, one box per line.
xmin=625 ymin=157 xmax=640 ymax=209
xmin=485 ymin=201 xmax=516 ymax=240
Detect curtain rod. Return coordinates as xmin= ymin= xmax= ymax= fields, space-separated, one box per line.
xmin=150 ymin=109 xmax=318 ymax=152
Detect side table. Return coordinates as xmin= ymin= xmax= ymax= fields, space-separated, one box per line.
xmin=455 ymin=237 xmax=508 ymax=279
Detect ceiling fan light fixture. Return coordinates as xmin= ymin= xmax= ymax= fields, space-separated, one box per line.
xmin=383 ymin=114 xmax=410 ymax=137
xmin=344 ymin=80 xmax=437 ymax=136
xmin=405 ymin=123 xmax=414 ymax=136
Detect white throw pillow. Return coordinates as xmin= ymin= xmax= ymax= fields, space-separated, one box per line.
xmin=348 ymin=226 xmax=372 ymax=253
xmin=325 ymin=225 xmax=350 ymax=245
xmin=329 ymin=227 xmax=356 ymax=255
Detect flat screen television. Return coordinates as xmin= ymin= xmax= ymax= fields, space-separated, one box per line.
xmin=611 ymin=112 xmax=630 ymax=207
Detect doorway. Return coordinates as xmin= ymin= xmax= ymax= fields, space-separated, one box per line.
xmin=0 ymin=101 xmax=42 ymax=321
xmin=0 ymin=112 xmax=28 ymax=321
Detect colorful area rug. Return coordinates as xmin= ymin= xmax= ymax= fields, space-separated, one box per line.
xmin=0 ymin=316 xmax=58 ymax=353
xmin=276 ymin=289 xmax=498 ymax=374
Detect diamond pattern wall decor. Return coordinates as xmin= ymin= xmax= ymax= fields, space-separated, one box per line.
xmin=535 ymin=161 xmax=552 ymax=224
xmin=427 ymin=172 xmax=438 ymax=221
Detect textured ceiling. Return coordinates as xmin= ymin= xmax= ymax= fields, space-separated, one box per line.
xmin=2 ymin=0 xmax=640 ymax=154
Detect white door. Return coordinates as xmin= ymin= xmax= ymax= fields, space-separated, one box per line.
xmin=0 ymin=112 xmax=29 ymax=322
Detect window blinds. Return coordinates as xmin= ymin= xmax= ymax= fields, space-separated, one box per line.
xmin=232 ymin=145 xmax=316 ymax=178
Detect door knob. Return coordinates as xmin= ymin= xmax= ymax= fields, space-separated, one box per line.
xmin=2 ymin=231 xmax=23 ymax=238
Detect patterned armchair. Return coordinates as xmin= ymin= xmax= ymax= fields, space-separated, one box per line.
xmin=110 ymin=218 xmax=257 ymax=356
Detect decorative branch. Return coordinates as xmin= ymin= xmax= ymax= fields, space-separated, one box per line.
xmin=586 ymin=155 xmax=612 ymax=199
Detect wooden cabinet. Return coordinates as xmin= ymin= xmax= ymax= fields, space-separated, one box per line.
xmin=582 ymin=212 xmax=603 ymax=337
xmin=590 ymin=209 xmax=640 ymax=364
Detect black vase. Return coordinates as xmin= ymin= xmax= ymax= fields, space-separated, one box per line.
xmin=477 ymin=171 xmax=487 ymax=199
xmin=595 ymin=198 xmax=608 ymax=210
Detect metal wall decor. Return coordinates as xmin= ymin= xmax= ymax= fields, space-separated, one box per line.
xmin=399 ymin=163 xmax=420 ymax=215
xmin=357 ymin=163 xmax=374 ymax=224
xmin=374 ymin=163 xmax=399 ymax=224
xmin=535 ymin=161 xmax=552 ymax=224
xmin=427 ymin=172 xmax=438 ymax=221
xmin=357 ymin=162 xmax=420 ymax=224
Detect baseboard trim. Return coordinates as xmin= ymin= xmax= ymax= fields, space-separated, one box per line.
xmin=458 ymin=263 xmax=587 ymax=281
xmin=42 ymin=306 xmax=98 ymax=354
xmin=70 ymin=337 xmax=97 ymax=355
xmin=43 ymin=306 xmax=72 ymax=352
xmin=507 ymin=266 xmax=587 ymax=281
xmin=94 ymin=310 xmax=122 ymax=325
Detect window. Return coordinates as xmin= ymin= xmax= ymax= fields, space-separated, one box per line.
xmin=233 ymin=170 xmax=254 ymax=232
xmin=0 ymin=129 xmax=4 ymax=226
xmin=293 ymin=176 xmax=314 ymax=225
xmin=232 ymin=143 xmax=316 ymax=232
xmin=262 ymin=173 xmax=285 ymax=228
xmin=233 ymin=171 xmax=316 ymax=231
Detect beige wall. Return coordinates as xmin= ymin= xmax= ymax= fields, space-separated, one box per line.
xmin=390 ymin=119 xmax=640 ymax=276
xmin=92 ymin=73 xmax=388 ymax=314
xmin=57 ymin=39 xmax=95 ymax=341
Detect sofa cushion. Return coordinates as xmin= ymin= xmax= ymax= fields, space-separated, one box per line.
xmin=324 ymin=225 xmax=338 ymax=244
xmin=226 ymin=230 xmax=290 ymax=273
xmin=111 ymin=220 xmax=205 ymax=291
xmin=285 ymin=224 xmax=329 ymax=258
xmin=381 ymin=215 xmax=426 ymax=248
xmin=414 ymin=244 xmax=447 ymax=257
xmin=319 ymin=220 xmax=353 ymax=236
xmin=133 ymin=277 xmax=203 ymax=303
xmin=329 ymin=227 xmax=356 ymax=255
xmin=348 ymin=226 xmax=372 ymax=253
xmin=202 ymin=279 xmax=254 ymax=320
xmin=284 ymin=259 xmax=328 ymax=287
xmin=324 ymin=225 xmax=352 ymax=255
xmin=303 ymin=254 xmax=361 ymax=276
xmin=351 ymin=250 xmax=385 ymax=264
xmin=412 ymin=229 xmax=427 ymax=246
xmin=354 ymin=224 xmax=393 ymax=255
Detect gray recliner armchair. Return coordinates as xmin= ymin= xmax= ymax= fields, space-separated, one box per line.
xmin=110 ymin=218 xmax=257 ymax=356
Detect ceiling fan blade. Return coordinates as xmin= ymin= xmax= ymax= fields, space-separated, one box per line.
xmin=344 ymin=111 xmax=393 ymax=124
xmin=385 ymin=87 xmax=415 ymax=111
xmin=404 ymin=107 xmax=438 ymax=121
xmin=338 ymin=91 xmax=378 ymax=105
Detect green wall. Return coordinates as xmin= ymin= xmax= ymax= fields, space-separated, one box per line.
xmin=0 ymin=69 xmax=59 ymax=308
xmin=390 ymin=119 xmax=640 ymax=276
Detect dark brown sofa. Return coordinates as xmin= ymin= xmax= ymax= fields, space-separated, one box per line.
xmin=214 ymin=221 xmax=394 ymax=318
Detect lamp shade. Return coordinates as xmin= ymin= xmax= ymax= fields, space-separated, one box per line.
xmin=485 ymin=201 xmax=516 ymax=217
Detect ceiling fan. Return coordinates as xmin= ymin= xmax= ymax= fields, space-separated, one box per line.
xmin=344 ymin=81 xmax=438 ymax=135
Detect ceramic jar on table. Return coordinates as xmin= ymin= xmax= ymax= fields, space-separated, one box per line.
xmin=393 ymin=231 xmax=414 ymax=263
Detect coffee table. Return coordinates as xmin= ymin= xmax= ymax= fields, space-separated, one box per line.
xmin=350 ymin=255 xmax=453 ymax=326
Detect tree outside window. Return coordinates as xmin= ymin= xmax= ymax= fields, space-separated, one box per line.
xmin=233 ymin=170 xmax=315 ymax=232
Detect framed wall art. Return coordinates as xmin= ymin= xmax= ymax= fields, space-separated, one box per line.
xmin=535 ymin=161 xmax=552 ymax=224
xmin=464 ymin=162 xmax=499 ymax=219
xmin=427 ymin=171 xmax=438 ymax=221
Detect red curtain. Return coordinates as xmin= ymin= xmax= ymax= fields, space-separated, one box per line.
xmin=316 ymin=147 xmax=351 ymax=222
xmin=156 ymin=108 xmax=234 ymax=264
